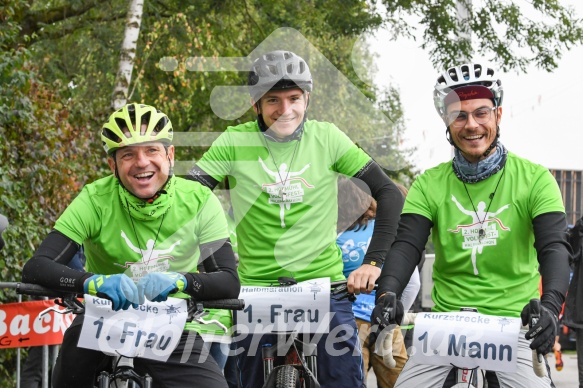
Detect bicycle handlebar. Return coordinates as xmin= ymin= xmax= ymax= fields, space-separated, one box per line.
xmin=197 ymin=298 xmax=245 ymax=310
xmin=0 ymin=282 xmax=245 ymax=311
xmin=13 ymin=282 xmax=80 ymax=298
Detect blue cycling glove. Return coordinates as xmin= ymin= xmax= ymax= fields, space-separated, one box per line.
xmin=138 ymin=272 xmax=187 ymax=302
xmin=83 ymin=274 xmax=141 ymax=311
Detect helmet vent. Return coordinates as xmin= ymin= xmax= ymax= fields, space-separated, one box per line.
xmin=152 ymin=116 xmax=169 ymax=135
xmin=267 ymin=64 xmax=277 ymax=76
xmin=103 ymin=127 xmax=123 ymax=143
xmin=474 ymin=64 xmax=483 ymax=78
xmin=286 ymin=63 xmax=294 ymax=74
xmin=140 ymin=112 xmax=151 ymax=135
xmin=114 ymin=118 xmax=132 ymax=138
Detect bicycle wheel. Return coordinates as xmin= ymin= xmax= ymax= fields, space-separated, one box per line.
xmin=275 ymin=365 xmax=301 ymax=388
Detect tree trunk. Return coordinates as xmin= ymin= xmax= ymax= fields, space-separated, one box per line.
xmin=111 ymin=0 xmax=144 ymax=110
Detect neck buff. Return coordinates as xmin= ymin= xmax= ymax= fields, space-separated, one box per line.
xmin=452 ymin=143 xmax=507 ymax=183
xmin=119 ymin=176 xmax=175 ymax=221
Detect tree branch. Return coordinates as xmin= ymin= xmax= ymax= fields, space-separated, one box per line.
xmin=20 ymin=1 xmax=99 ymax=38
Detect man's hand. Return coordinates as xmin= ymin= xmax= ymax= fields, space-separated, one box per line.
xmin=83 ymin=274 xmax=141 ymax=311
xmin=371 ymin=292 xmax=404 ymax=330
xmin=521 ymin=301 xmax=558 ymax=355
xmin=347 ymin=264 xmax=381 ymax=294
xmin=138 ymin=272 xmax=187 ymax=302
xmin=369 ymin=292 xmax=404 ymax=352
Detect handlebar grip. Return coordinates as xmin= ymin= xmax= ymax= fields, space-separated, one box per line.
xmin=380 ymin=327 xmax=397 ymax=369
xmin=16 ymin=283 xmax=74 ymax=298
xmin=532 ymin=350 xmax=547 ymax=378
xmin=528 ymin=298 xmax=547 ymax=378
xmin=200 ymin=299 xmax=245 ymax=310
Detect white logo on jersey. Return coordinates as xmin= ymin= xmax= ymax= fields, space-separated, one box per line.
xmin=258 ymin=157 xmax=313 ymax=228
xmin=447 ymin=195 xmax=510 ymax=275
xmin=119 ymin=230 xmax=181 ymax=280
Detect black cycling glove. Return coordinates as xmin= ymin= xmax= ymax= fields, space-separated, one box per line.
xmin=520 ymin=302 xmax=558 ymax=355
xmin=369 ymin=292 xmax=404 ymax=346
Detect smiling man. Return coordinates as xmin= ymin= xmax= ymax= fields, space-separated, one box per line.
xmin=22 ymin=103 xmax=239 ymax=387
xmin=188 ymin=50 xmax=405 ymax=388
xmin=372 ymin=63 xmax=571 ymax=387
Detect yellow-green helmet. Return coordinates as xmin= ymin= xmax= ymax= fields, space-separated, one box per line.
xmin=101 ymin=103 xmax=173 ymax=154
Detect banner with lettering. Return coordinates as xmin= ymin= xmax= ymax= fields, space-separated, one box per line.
xmin=411 ymin=311 xmax=521 ymax=372
xmin=0 ymin=299 xmax=75 ymax=349
xmin=235 ymin=278 xmax=331 ymax=334
xmin=78 ymin=295 xmax=188 ymax=362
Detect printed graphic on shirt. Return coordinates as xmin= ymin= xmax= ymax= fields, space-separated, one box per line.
xmin=118 ymin=230 xmax=182 ymax=281
xmin=447 ymin=195 xmax=510 ymax=275
xmin=258 ymin=157 xmax=313 ymax=228
xmin=340 ymin=238 xmax=371 ymax=263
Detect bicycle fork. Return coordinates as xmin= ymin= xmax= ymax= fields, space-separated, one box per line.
xmin=261 ymin=334 xmax=319 ymax=387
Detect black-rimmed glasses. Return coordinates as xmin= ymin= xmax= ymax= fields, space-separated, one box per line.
xmin=446 ymin=107 xmax=496 ymax=128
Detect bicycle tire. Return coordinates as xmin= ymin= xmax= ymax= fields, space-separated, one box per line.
xmin=275 ymin=365 xmax=301 ymax=388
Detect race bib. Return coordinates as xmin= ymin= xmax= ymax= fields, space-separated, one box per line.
xmin=236 ymin=278 xmax=331 ymax=334
xmin=411 ymin=311 xmax=521 ymax=373
xmin=78 ymin=295 xmax=187 ymax=362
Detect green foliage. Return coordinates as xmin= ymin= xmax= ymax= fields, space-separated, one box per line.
xmin=0 ymin=4 xmax=104 ymax=383
xmin=1 ymin=0 xmax=582 ymax=384
xmin=382 ymin=0 xmax=583 ymax=72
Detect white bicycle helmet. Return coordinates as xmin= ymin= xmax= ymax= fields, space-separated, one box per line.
xmin=101 ymin=103 xmax=173 ymax=155
xmin=433 ymin=63 xmax=503 ymax=117
xmin=248 ymin=50 xmax=313 ymax=101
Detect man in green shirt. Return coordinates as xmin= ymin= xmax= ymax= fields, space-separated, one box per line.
xmin=373 ymin=63 xmax=571 ymax=387
xmin=189 ymin=50 xmax=404 ymax=388
xmin=23 ymin=103 xmax=240 ymax=387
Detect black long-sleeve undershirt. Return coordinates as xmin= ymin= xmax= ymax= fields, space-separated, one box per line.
xmin=533 ymin=212 xmax=571 ymax=316
xmin=376 ymin=213 xmax=432 ymax=299
xmin=22 ymin=230 xmax=88 ymax=292
xmin=22 ymin=229 xmax=240 ymax=300
xmin=353 ymin=161 xmax=404 ymax=268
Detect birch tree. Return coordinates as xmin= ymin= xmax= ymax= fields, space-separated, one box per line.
xmin=111 ymin=0 xmax=144 ymax=110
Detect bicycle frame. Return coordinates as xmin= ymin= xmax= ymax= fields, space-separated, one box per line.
xmin=258 ymin=278 xmax=357 ymax=388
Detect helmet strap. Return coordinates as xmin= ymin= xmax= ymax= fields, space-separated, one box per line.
xmin=482 ymin=125 xmax=500 ymax=158
xmin=482 ymin=106 xmax=501 ymax=157
xmin=445 ymin=127 xmax=456 ymax=147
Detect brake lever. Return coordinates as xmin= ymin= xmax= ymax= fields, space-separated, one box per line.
xmin=38 ymin=297 xmax=84 ymax=318
xmin=194 ymin=317 xmax=228 ymax=333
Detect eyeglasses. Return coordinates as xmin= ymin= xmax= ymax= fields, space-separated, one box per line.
xmin=446 ymin=107 xmax=496 ymax=128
